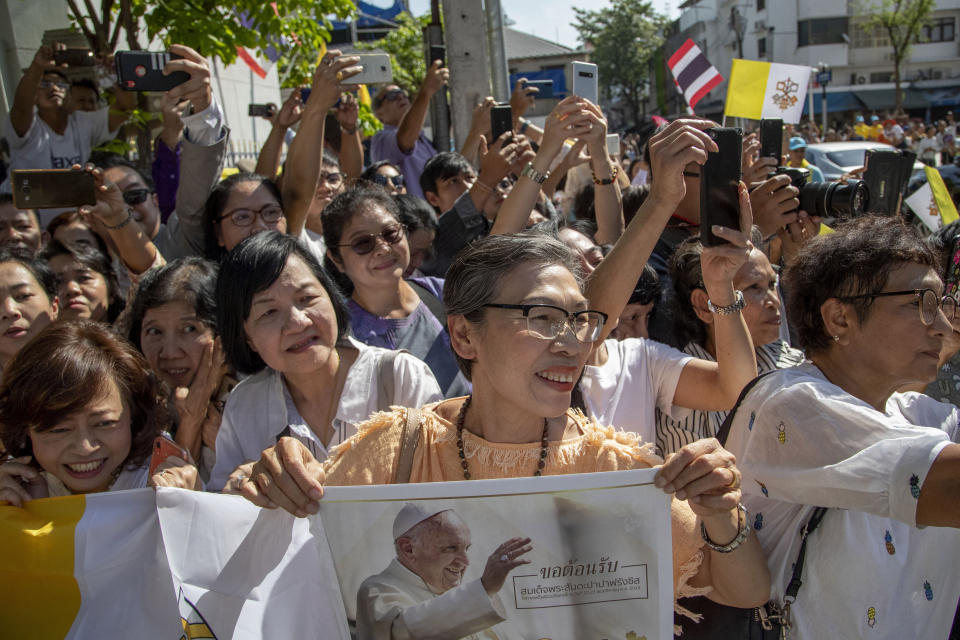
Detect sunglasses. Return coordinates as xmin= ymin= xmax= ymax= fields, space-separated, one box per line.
xmin=39 ymin=80 xmax=69 ymax=91
xmin=375 ymin=89 xmax=408 ymax=108
xmin=122 ymin=188 xmax=151 ymax=206
xmin=338 ymin=224 xmax=406 ymax=255
xmin=372 ymin=173 xmax=405 ymax=188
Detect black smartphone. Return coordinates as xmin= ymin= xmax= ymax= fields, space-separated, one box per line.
xmin=490 ymin=104 xmax=514 ymax=144
xmin=115 ymin=51 xmax=189 ymax=91
xmin=863 ymin=149 xmax=902 ymax=215
xmin=11 ymin=169 xmax=97 ymax=209
xmin=54 ymin=49 xmax=95 ymax=67
xmin=524 ymin=79 xmax=554 ymax=99
xmin=700 ymin=127 xmax=743 ymax=247
xmin=300 ymin=87 xmax=311 ymax=104
xmin=759 ymin=118 xmax=783 ymax=164
xmin=248 ymin=103 xmax=276 ymax=118
xmin=429 ymin=45 xmax=446 ymax=68
xmin=897 ymin=150 xmax=917 ymax=198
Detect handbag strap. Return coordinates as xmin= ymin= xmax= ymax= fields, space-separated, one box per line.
xmin=408 ymin=280 xmax=447 ymax=327
xmin=377 ymin=350 xmax=403 ymax=413
xmin=784 ymin=506 xmax=828 ymax=603
xmin=392 ymin=408 xmax=422 ymax=484
xmin=715 ymin=371 xmax=774 ymax=446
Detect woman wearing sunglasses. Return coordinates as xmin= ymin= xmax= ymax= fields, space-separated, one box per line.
xmin=359 ymin=161 xmax=407 ymax=195
xmin=322 ymin=187 xmax=470 ymax=398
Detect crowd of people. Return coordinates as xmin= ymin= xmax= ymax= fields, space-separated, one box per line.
xmin=0 ymin=40 xmax=958 ymax=640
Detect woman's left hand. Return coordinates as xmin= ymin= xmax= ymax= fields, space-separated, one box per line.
xmin=75 ymin=163 xmax=128 ymax=229
xmin=700 ymin=181 xmax=754 ymax=299
xmin=654 ymin=438 xmax=741 ymax=517
xmin=149 ymin=456 xmax=201 ymax=491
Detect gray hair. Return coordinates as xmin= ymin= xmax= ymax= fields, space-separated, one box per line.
xmin=443 ymin=232 xmax=584 ymax=380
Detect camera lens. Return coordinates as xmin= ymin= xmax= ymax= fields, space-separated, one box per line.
xmin=798 ymin=180 xmax=867 ymax=221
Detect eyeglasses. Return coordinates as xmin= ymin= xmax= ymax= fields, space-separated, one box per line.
xmin=841 ymin=288 xmax=958 ymax=326
xmin=483 ymin=303 xmax=608 ymax=343
xmin=372 ymin=173 xmax=405 ymax=188
xmin=122 ymin=188 xmax=151 ymax=206
xmin=216 ymin=204 xmax=284 ymax=227
xmin=375 ymin=88 xmax=408 ymax=108
xmin=338 ymin=224 xmax=405 ymax=255
xmin=39 ymin=80 xmax=69 ymax=91
xmin=319 ymin=172 xmax=343 ymax=187
xmin=682 ymin=171 xmax=700 ymax=179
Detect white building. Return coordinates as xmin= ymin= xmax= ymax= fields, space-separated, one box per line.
xmin=665 ymin=0 xmax=960 ymax=122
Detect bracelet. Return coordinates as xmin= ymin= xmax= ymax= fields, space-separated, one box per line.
xmin=701 ymin=503 xmax=750 ymax=553
xmin=103 ymin=208 xmax=135 ymax=230
xmin=591 ymin=163 xmax=619 ymax=185
xmin=707 ymin=290 xmax=745 ymax=315
xmin=519 ymin=118 xmax=530 ymax=135
xmin=340 ymin=124 xmax=358 ymax=135
xmin=520 ymin=162 xmax=549 ymax=185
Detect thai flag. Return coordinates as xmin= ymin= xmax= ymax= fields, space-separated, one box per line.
xmin=667 ymin=38 xmax=723 ymax=112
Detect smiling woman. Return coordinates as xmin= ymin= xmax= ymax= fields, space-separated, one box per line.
xmin=41 ymin=240 xmax=124 ymax=324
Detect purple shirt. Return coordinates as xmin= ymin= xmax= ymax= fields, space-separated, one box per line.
xmin=152 ymin=138 xmax=181 ymax=223
xmin=369 ymin=124 xmax=436 ymax=199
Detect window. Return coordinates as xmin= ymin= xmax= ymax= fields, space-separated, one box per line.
xmin=758 ymin=37 xmax=767 ymax=57
xmin=870 ymin=71 xmax=893 ymax=83
xmin=757 ymin=0 xmax=765 ymax=10
xmin=919 ymin=17 xmax=955 ymax=43
xmin=798 ymin=17 xmax=850 ymax=47
xmin=852 ymin=20 xmax=890 ymax=48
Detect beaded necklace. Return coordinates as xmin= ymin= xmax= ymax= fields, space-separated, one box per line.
xmin=454 ymin=395 xmax=549 ymax=479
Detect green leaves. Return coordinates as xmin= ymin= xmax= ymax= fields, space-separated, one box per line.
xmin=357 ymin=11 xmax=431 ymax=96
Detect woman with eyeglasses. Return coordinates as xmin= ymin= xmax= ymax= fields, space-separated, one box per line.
xmin=714 ymin=216 xmax=960 ymax=639
xmin=322 ymin=187 xmax=471 ymax=398
xmin=359 ymin=161 xmax=407 ymax=195
xmin=227 ymin=231 xmax=772 ymax=622
xmin=653 ymin=236 xmax=805 ymax=455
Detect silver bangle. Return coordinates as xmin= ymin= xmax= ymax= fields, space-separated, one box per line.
xmin=520 ymin=162 xmax=549 ymax=185
xmin=707 ymin=290 xmax=745 ymax=315
xmin=701 ymin=503 xmax=750 ymax=553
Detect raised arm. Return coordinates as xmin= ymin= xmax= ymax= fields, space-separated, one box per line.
xmin=334 ymin=92 xmax=364 ymax=180
xmin=10 ymin=45 xmax=59 ymax=137
xmin=460 ymin=97 xmax=496 ymax=167
xmin=283 ymin=51 xmax=361 ymax=236
xmin=577 ymin=100 xmax=624 ymax=245
xmin=509 ymin=79 xmax=544 ymax=146
xmin=397 ymin=60 xmax=448 ymax=153
xmin=255 ymin=92 xmax=302 ymax=181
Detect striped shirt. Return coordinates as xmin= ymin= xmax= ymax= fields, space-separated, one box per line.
xmin=655 ymin=340 xmax=806 ymax=455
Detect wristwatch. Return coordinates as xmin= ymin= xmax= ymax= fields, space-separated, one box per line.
xmin=520 ymin=162 xmax=550 ymax=185
xmin=707 ymin=290 xmax=746 ymax=315
xmin=701 ymin=503 xmax=751 ymax=553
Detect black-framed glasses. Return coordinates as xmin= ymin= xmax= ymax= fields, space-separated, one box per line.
xmin=841 ymin=289 xmax=958 ymax=326
xmin=39 ymin=80 xmax=69 ymax=91
xmin=216 ymin=204 xmax=284 ymax=227
xmin=122 ymin=188 xmax=151 ymax=206
xmin=338 ymin=224 xmax=406 ymax=255
xmin=372 ymin=173 xmax=405 ymax=188
xmin=483 ymin=303 xmax=608 ymax=343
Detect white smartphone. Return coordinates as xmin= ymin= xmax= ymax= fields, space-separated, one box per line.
xmin=571 ymin=61 xmax=599 ymax=105
xmin=343 ymin=53 xmax=393 ymax=86
xmin=606 ymin=133 xmax=620 ymax=156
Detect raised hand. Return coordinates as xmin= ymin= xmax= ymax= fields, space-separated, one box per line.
xmin=646 ymin=119 xmax=719 ymax=211
xmin=481 ymin=537 xmax=533 ymax=595
xmin=700 ymin=182 xmax=754 ymax=303
xmin=164 ymin=44 xmax=213 ymax=112
xmin=309 ymin=50 xmax=362 ymax=112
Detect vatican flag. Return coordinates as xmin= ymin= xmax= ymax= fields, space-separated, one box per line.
xmin=906 ymin=166 xmax=960 ymax=232
xmin=724 ymin=59 xmax=811 ymax=124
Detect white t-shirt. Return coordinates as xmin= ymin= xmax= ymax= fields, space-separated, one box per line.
xmin=725 ymin=363 xmax=960 ymax=640
xmin=208 ymin=339 xmax=443 ymax=491
xmin=578 ymin=338 xmax=692 ymax=444
xmin=1 ymin=107 xmax=116 ymax=193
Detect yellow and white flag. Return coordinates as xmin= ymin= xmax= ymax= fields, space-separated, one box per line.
xmin=906 ymin=166 xmax=960 ymax=233
xmin=724 ymin=59 xmax=811 ymax=124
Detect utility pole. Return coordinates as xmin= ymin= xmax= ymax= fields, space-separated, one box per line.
xmin=817 ymin=62 xmax=831 ymax=137
xmin=425 ymin=0 xmax=450 ymax=152
xmin=442 ymin=0 xmax=493 ymax=150
xmin=485 ymin=0 xmax=510 ymax=101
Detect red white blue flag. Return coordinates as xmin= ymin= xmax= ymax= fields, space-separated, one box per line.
xmin=667 ymin=38 xmax=723 ymax=112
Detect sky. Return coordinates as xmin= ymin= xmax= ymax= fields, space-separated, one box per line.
xmin=404 ymin=0 xmax=680 ymax=50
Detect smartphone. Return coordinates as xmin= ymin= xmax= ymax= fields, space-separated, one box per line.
xmin=115 ymin=51 xmax=189 ymax=91
xmin=490 ymin=104 xmax=514 ymax=144
xmin=248 ymin=103 xmax=276 ymax=118
xmin=300 ymin=87 xmax=312 ymax=104
xmin=524 ymin=79 xmax=554 ymax=99
xmin=11 ymin=169 xmax=96 ymax=209
xmin=759 ymin=118 xmax=783 ymax=164
xmin=54 ymin=49 xmax=95 ymax=67
xmin=897 ymin=150 xmax=917 ymax=198
xmin=342 ymin=53 xmax=393 ymax=86
xmin=700 ymin=127 xmax=743 ymax=247
xmin=863 ymin=149 xmax=902 ymax=215
xmin=429 ymin=45 xmax=446 ymax=68
xmin=606 ymin=133 xmax=621 ymax=157
xmin=148 ymin=433 xmax=191 ymax=477
xmin=571 ymin=61 xmax=599 ymax=105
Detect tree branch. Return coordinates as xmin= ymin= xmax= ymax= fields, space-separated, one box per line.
xmin=66 ymin=0 xmax=99 ymax=50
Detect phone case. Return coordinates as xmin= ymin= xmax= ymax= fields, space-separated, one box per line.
xmin=429 ymin=45 xmax=446 ymax=67
xmin=525 ymin=80 xmax=554 ymax=99
xmin=700 ymin=127 xmax=743 ymax=247
xmin=863 ymin=150 xmax=902 ymax=215
xmin=342 ymin=54 xmax=393 ymax=86
xmin=572 ymin=61 xmax=599 ymax=105
xmin=11 ymin=170 xmax=96 ymax=209
xmin=115 ymin=51 xmax=189 ymax=92
xmin=248 ymin=104 xmax=274 ymax=117
xmin=606 ymin=133 xmax=621 ymax=156
xmin=54 ymin=49 xmax=95 ymax=67
xmin=490 ymin=105 xmax=514 ymax=143
xmin=759 ymin=119 xmax=783 ymax=162
xmin=148 ymin=434 xmax=190 ymax=477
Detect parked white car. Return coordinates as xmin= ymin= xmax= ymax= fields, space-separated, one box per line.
xmin=804 ymin=141 xmax=925 ymax=182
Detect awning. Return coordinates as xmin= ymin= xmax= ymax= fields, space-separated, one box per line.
xmin=801 ymin=91 xmax=864 ymax=115
xmin=853 ymin=88 xmax=929 ymax=110
xmin=919 ymin=86 xmax=960 ymax=107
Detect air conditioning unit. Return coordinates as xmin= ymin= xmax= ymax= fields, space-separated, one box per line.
xmin=754 ymin=20 xmax=766 ymax=31
xmin=856 ymin=75 xmax=867 ymax=84
xmin=933 ymin=69 xmax=943 ymax=79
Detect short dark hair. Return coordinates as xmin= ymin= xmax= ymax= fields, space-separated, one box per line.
xmin=784 ymin=216 xmax=940 ymax=352
xmin=40 ymin=240 xmax=125 ymax=323
xmin=360 ymin=161 xmax=402 ymax=185
xmin=71 ymin=78 xmax=100 ymax=98
xmin=0 ymin=248 xmax=57 ymax=302
xmin=41 ymin=69 xmax=68 ymax=83
xmin=394 ymin=194 xmax=438 ymax=234
xmin=668 ymin=237 xmax=708 ymax=348
xmin=216 ymin=231 xmax=349 ymax=375
xmin=571 ymin=183 xmax=596 ymax=221
xmin=203 ymin=173 xmax=283 ymax=261
xmin=87 ymin=151 xmax=153 ymax=189
xmin=127 ymin=258 xmax=219 ymax=352
xmin=46 ymin=210 xmax=112 ymax=256
xmin=622 ymin=184 xmax=650 ymax=226
xmin=419 ymin=152 xmax=475 ymax=201
xmin=321 ymin=187 xmax=402 ymax=261
xmin=0 ymin=320 xmax=171 ymax=470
